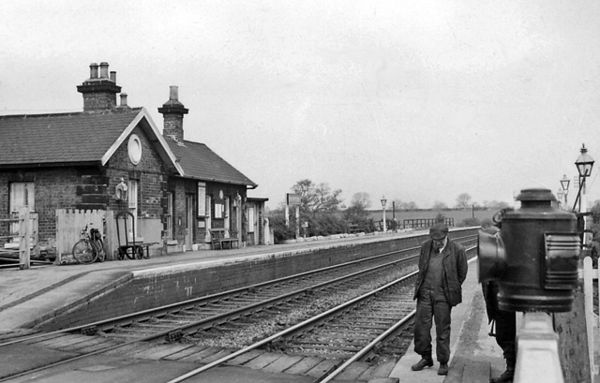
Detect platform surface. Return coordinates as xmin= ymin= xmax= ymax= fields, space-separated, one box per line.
xmin=0 ymin=231 xmax=420 ymax=335
xmin=1 ymin=232 xmax=599 ymax=382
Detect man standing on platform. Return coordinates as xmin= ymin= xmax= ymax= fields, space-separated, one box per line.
xmin=411 ymin=222 xmax=468 ymax=376
xmin=481 ymin=220 xmax=516 ymax=383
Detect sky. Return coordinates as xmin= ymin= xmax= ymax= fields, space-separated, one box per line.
xmin=1 ymin=1 xmax=600 ymax=210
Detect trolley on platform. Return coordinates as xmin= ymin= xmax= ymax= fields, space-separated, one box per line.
xmin=115 ymin=211 xmax=152 ymax=260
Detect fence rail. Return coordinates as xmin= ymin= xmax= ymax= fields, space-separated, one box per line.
xmin=402 ymin=217 xmax=455 ymax=229
xmin=0 ymin=208 xmax=36 ymax=269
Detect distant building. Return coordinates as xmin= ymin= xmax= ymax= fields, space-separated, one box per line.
xmin=0 ymin=62 xmax=268 ymax=257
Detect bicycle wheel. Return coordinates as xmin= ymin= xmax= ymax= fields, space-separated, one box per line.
xmin=134 ymin=246 xmax=145 ymax=259
xmin=124 ymin=247 xmax=136 ymax=260
xmin=72 ymin=239 xmax=95 ymax=264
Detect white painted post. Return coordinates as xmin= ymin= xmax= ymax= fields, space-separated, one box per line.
xmin=581 ymin=183 xmax=596 ymax=381
xmin=584 ymin=256 xmax=596 ymax=379
xmin=18 ymin=207 xmax=30 ymax=270
xmin=514 ymin=312 xmax=564 ymax=383
xmin=285 ymin=204 xmax=289 ymax=228
xmin=295 ymin=205 xmax=300 ymax=239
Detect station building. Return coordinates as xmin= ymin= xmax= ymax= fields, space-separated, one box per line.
xmin=0 ymin=62 xmax=267 ymax=258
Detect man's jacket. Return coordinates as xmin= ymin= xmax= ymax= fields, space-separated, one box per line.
xmin=413 ymin=239 xmax=468 ymax=306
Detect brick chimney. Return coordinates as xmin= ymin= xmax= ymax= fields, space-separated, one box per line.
xmin=77 ymin=62 xmax=122 ymax=111
xmin=158 ymin=86 xmax=188 ymax=142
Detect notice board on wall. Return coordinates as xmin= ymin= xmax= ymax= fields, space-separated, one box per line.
xmin=197 ymin=182 xmax=206 ymax=216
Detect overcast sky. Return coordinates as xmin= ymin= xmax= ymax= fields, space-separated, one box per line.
xmin=2 ymin=1 xmax=600 ymax=209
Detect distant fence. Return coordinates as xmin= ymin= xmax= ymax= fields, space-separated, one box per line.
xmin=403 ymin=218 xmax=454 ymax=229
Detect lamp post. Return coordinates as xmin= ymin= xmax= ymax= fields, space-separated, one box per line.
xmin=572 ymin=144 xmax=595 ymax=383
xmin=557 ymin=189 xmax=564 ymax=208
xmin=381 ymin=196 xmax=387 ymax=232
xmin=560 ymin=174 xmax=570 ymax=208
xmin=573 ymin=144 xmax=594 ymax=212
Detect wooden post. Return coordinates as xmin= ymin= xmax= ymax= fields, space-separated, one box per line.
xmin=19 ymin=207 xmax=30 ymax=270
xmin=31 ymin=212 xmax=39 ymax=258
xmin=295 ymin=205 xmax=300 ymax=239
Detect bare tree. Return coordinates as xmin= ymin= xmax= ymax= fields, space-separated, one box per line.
xmin=393 ymin=199 xmax=419 ymax=210
xmin=455 ymin=193 xmax=472 ymax=209
xmin=291 ymin=179 xmax=343 ymax=215
xmin=350 ymin=192 xmax=371 ymax=210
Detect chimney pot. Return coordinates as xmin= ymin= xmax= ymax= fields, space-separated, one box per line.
xmin=110 ymin=71 xmax=116 ymax=83
xmin=169 ymin=85 xmax=179 ymax=101
xmin=120 ymin=93 xmax=128 ymax=107
xmin=89 ymin=63 xmax=99 ymax=79
xmin=99 ymin=62 xmax=109 ymax=78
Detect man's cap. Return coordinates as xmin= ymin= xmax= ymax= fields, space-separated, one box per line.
xmin=430 ymin=223 xmax=449 ymax=240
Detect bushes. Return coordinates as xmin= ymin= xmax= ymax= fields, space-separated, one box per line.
xmin=268 ymin=209 xmax=354 ymax=243
xmin=269 ymin=214 xmax=295 ymax=244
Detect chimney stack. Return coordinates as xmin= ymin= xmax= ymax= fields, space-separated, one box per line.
xmin=77 ymin=61 xmax=121 ymax=111
xmin=158 ymin=86 xmax=188 ymax=142
xmin=119 ymin=93 xmax=128 ymax=108
xmin=170 ymin=85 xmax=179 ymax=100
xmin=99 ymin=62 xmax=109 ymax=78
xmin=90 ymin=63 xmax=99 ymax=79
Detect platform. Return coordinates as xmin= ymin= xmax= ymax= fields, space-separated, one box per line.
xmin=0 ymin=233 xmax=598 ymax=382
xmin=0 ymin=231 xmax=422 ymax=335
xmin=391 ymin=257 xmax=505 ymax=382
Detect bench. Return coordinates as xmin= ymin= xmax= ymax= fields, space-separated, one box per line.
xmin=209 ymin=229 xmax=240 ymax=250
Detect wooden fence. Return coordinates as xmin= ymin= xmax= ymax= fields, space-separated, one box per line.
xmin=55 ymin=209 xmax=106 ymax=263
xmin=402 ymin=217 xmax=455 ymax=229
xmin=582 ymin=256 xmax=599 ymax=377
xmin=0 ymin=208 xmax=37 ymax=269
xmin=56 ymin=209 xmax=142 ymax=262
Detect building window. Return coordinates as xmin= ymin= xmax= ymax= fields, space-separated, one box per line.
xmin=166 ymin=192 xmax=174 ymax=239
xmin=9 ymin=182 xmax=34 ymax=240
xmin=128 ymin=134 xmax=142 ymax=165
xmin=248 ymin=207 xmax=255 ymax=233
xmin=214 ymin=203 xmax=223 ymax=219
xmin=128 ymin=179 xmax=138 ymax=236
xmin=9 ymin=182 xmax=34 ymax=213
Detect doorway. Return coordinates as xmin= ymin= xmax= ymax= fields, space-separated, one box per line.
xmin=185 ymin=194 xmax=194 ymax=250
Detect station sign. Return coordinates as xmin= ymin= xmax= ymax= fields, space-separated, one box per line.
xmin=287 ymin=193 xmax=301 ymax=206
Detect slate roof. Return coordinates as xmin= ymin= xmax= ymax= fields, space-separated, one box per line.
xmin=0 ymin=108 xmax=143 ymax=166
xmin=0 ymin=108 xmax=257 ymax=188
xmin=167 ymin=139 xmax=257 ymax=188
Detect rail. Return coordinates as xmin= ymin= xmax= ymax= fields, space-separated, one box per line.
xmin=0 ymin=233 xmax=478 ymax=381
xmin=0 ymin=242 xmax=431 ymax=381
xmin=168 ymin=244 xmax=477 ymax=383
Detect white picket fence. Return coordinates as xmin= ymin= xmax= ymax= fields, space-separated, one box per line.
xmin=55 ymin=209 xmax=106 ymax=263
xmin=583 ymin=256 xmax=600 ymax=379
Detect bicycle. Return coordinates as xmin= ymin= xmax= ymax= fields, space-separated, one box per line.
xmin=72 ymin=223 xmax=106 ymax=264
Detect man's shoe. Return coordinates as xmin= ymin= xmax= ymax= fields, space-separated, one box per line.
xmin=438 ymin=363 xmax=449 ymax=375
xmin=411 ymin=358 xmax=434 ymax=371
xmin=490 ymin=368 xmax=514 ymax=383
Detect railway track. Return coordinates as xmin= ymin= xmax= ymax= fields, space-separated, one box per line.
xmin=167 ymin=244 xmax=477 ymax=383
xmin=0 ymin=235 xmax=477 ymax=382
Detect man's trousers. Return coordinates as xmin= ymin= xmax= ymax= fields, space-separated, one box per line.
xmin=414 ymin=289 xmax=452 ymax=363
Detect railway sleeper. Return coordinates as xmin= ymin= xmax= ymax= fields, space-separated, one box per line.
xmin=80 ymin=325 xmax=98 ymax=335
xmin=165 ymin=330 xmax=184 ymax=342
